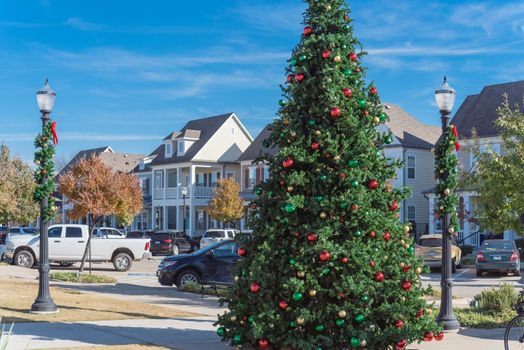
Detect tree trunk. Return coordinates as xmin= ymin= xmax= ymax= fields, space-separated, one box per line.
xmin=79 ymin=215 xmax=98 ymax=273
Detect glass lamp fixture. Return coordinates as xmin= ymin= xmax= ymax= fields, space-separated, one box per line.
xmin=435 ymin=76 xmax=455 ymax=114
xmin=36 ymin=79 xmax=56 ymax=113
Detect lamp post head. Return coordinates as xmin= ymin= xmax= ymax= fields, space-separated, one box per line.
xmin=36 ymin=79 xmax=56 ymax=113
xmin=181 ymin=187 xmax=188 ymax=196
xmin=435 ymin=76 xmax=456 ymax=115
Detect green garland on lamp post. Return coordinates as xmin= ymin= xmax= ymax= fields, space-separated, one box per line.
xmin=33 ymin=120 xmax=58 ymax=221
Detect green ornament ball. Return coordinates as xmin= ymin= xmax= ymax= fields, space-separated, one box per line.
xmin=351 ymin=180 xmax=359 ymax=188
xmin=292 ymin=292 xmax=303 ymax=301
xmin=255 ymin=188 xmax=262 ymax=195
xmin=289 ymin=258 xmax=297 ymax=266
xmin=353 ymin=230 xmax=362 ymax=238
xmin=321 ymin=267 xmax=331 ymax=275
xmin=309 ymin=119 xmax=316 ymax=126
xmin=350 ymin=337 xmax=360 ymax=347
xmin=267 ymin=191 xmax=273 ymax=197
xmin=358 ymin=99 xmax=366 ymax=108
xmin=315 ymin=324 xmax=325 ymax=332
xmin=355 ymin=314 xmax=365 ymax=323
xmin=289 ymin=321 xmax=297 ymax=327
xmin=291 ymin=58 xmax=297 ymax=66
xmin=336 ymin=319 xmax=345 ymax=327
xmin=233 ymin=335 xmax=241 ymax=344
xmin=248 ymin=316 xmax=255 ymax=323
xmin=343 ymin=68 xmax=352 ymax=76
xmin=320 ymin=175 xmax=327 ymax=181
xmin=279 ymin=100 xmax=287 ymax=107
xmin=379 ymin=112 xmax=387 ymax=122
xmin=314 ymin=195 xmax=324 ymax=202
xmin=216 ymin=327 xmax=225 ymax=337
xmin=408 ymin=245 xmax=415 ymax=253
xmin=299 ymin=54 xmax=307 ymax=62
xmin=285 ymin=203 xmax=296 ymax=213
xmin=360 ymin=295 xmax=369 ymax=302
xmin=348 ymin=159 xmax=359 ymax=168
xmin=385 ymin=136 xmax=393 ymax=144
xmin=339 ymin=201 xmax=348 ymax=209
xmin=343 ymin=24 xmax=350 ymax=30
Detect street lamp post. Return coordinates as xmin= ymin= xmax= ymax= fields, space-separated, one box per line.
xmin=181 ymin=187 xmax=188 ymax=236
xmin=31 ymin=79 xmax=58 ymax=314
xmin=434 ymin=76 xmax=460 ymax=330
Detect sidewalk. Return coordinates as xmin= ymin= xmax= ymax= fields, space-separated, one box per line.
xmin=5 ymin=317 xmax=508 ymax=350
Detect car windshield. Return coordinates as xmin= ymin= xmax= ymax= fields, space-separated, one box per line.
xmin=482 ymin=241 xmax=515 ymax=251
xmin=204 ymin=231 xmax=225 ymax=238
xmin=419 ymin=238 xmax=442 ymax=247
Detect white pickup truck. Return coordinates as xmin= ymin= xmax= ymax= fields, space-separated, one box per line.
xmin=4 ymin=224 xmax=151 ymax=272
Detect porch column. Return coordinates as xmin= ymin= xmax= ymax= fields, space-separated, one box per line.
xmin=428 ymin=195 xmax=435 ymax=234
xmin=176 ymin=167 xmax=181 ymax=200
xmin=463 ymin=195 xmax=471 ymax=245
xmin=163 ymin=206 xmax=168 ymax=231
xmin=188 ymin=205 xmax=194 ymax=237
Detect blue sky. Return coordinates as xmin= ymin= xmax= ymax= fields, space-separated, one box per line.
xmin=2 ymin=0 xmax=524 ymax=163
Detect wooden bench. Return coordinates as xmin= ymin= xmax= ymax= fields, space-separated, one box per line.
xmin=200 ymin=265 xmax=234 ymax=298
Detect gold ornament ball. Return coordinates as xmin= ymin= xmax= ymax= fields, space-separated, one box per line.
xmin=360 ymin=340 xmax=367 ymax=348
xmin=230 ymin=316 xmax=237 ymax=322
xmin=315 ymin=130 xmax=321 ymax=135
xmin=404 ymin=226 xmax=410 ymax=233
xmin=287 ymin=186 xmax=294 ymax=192
xmin=401 ymin=296 xmax=406 ymax=302
xmin=373 ymin=116 xmax=380 ymax=124
xmin=416 ymin=267 xmax=422 ymax=274
xmin=308 ymin=289 xmax=317 ymax=297
xmin=334 ymin=55 xmax=342 ymax=63
xmin=338 ymin=310 xmax=347 ymax=318
xmin=319 ymin=212 xmax=327 ymax=219
xmin=269 ymin=323 xmax=274 ymax=329
xmin=291 ymin=131 xmax=297 ymax=137
xmin=400 ymin=239 xmax=405 ymax=245
xmin=297 ymin=317 xmax=305 ymax=325
xmin=404 ymin=244 xmax=410 ymax=249
xmin=439 ymin=206 xmax=444 ymax=210
xmin=297 ymin=271 xmax=305 ymax=278
xmin=449 ymin=140 xmax=454 ymax=145
xmin=439 ymin=169 xmax=444 ymax=174
xmin=234 ymin=276 xmax=240 ymax=282
xmin=333 ymin=155 xmax=341 ymax=161
xmin=444 ymin=188 xmax=451 ymax=195
xmin=448 ymin=227 xmax=455 ymax=234
xmin=426 ymin=308 xmax=432 ymax=315
xmin=240 ymin=320 xmax=245 ymax=325
xmin=35 ymin=160 xmax=41 ymax=165
xmin=399 ymin=262 xmax=405 ymax=268
xmin=326 ymin=5 xmax=332 ymax=10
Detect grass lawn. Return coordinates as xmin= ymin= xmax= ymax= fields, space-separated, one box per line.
xmin=37 ymin=345 xmax=173 ymax=350
xmin=0 ymin=276 xmax=199 ymax=323
xmin=49 ymin=272 xmax=117 ymax=284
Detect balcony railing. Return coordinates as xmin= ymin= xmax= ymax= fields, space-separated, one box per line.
xmin=152 ymin=185 xmax=214 ymax=200
xmin=153 ymin=188 xmax=164 ymax=200
xmin=165 ymin=187 xmax=178 ymax=199
xmin=194 ymin=186 xmax=215 ymax=198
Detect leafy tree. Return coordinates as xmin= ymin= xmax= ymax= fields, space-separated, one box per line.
xmin=468 ymin=95 xmax=524 ymax=235
xmin=216 ymin=1 xmax=441 ymax=349
xmin=58 ymin=156 xmax=142 ymax=272
xmin=207 ymin=178 xmax=244 ymax=228
xmin=0 ymin=145 xmax=39 ymax=225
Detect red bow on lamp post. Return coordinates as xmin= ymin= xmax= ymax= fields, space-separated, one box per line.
xmin=451 ymin=125 xmax=460 ymax=151
xmin=50 ymin=121 xmax=58 ymax=145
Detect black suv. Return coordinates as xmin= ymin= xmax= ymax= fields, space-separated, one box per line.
xmin=150 ymin=231 xmax=197 ymax=256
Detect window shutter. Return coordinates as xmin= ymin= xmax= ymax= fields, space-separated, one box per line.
xmin=256 ymin=167 xmax=262 ymax=185
xmin=244 ymin=167 xmax=249 ymax=189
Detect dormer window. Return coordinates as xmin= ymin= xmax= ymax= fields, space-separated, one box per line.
xmin=165 ymin=143 xmax=172 ymax=157
xmin=178 ymin=140 xmax=185 ymax=155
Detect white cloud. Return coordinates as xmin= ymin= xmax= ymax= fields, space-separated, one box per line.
xmin=232 ymin=4 xmax=306 ymax=34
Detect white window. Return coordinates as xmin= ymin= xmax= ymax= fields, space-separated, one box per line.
xmin=178 ymin=140 xmax=185 ymax=155
xmin=154 ymin=170 xmax=164 ymax=189
xmin=407 ymin=155 xmax=415 ymax=179
xmin=248 ymin=167 xmax=256 ymax=189
xmin=165 ymin=143 xmax=172 ymax=157
xmin=407 ymin=206 xmax=416 ymax=221
xmin=263 ymin=166 xmax=270 ymax=181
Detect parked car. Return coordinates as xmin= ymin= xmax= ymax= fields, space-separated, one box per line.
xmin=8 ymin=227 xmax=38 ymax=236
xmin=200 ymin=229 xmax=239 ymax=249
xmin=4 ymin=224 xmax=151 ymax=271
xmin=0 ymin=226 xmax=8 ymax=244
xmin=126 ymin=230 xmax=154 ymax=239
xmin=150 ymin=231 xmax=197 ymax=256
xmin=415 ymin=234 xmax=462 ymax=273
xmin=157 ymin=240 xmax=240 ymax=287
xmin=93 ymin=227 xmax=126 ymax=238
xmin=476 ymin=239 xmax=520 ymax=277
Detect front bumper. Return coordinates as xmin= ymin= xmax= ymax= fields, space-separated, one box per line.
xmin=476 ymin=261 xmax=520 ymax=271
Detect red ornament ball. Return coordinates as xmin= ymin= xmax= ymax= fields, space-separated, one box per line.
xmin=395 ymin=339 xmax=407 ymax=350
xmin=293 ymin=231 xmax=300 ymax=238
xmin=416 ymin=309 xmax=424 ymax=318
xmin=434 ymin=332 xmax=444 ymax=341
xmin=237 ymin=247 xmax=247 ymax=256
xmin=394 ymin=319 xmax=404 ymax=328
xmin=402 ymin=280 xmax=412 ymax=291
xmin=423 ymin=332 xmax=434 ymax=341
xmin=287 ymin=74 xmax=294 ymax=82
xmin=279 ymin=180 xmax=285 ymax=186
xmin=310 ymin=142 xmax=320 ymax=150
xmin=339 ymin=172 xmax=346 ymax=179
xmin=322 ymin=49 xmax=332 ymax=59
xmin=282 ymin=158 xmax=294 ymax=168
xmin=307 ymin=232 xmax=318 ymax=242
xmin=389 ymin=201 xmax=399 ymax=211
xmin=369 ymin=86 xmax=378 ymax=95
xmin=250 ymin=283 xmax=260 ymax=293
xmin=341 ymin=257 xmax=348 ymax=264
xmin=382 ymin=231 xmax=391 ymax=242
xmin=319 ymin=251 xmax=331 ymax=261
xmin=348 ymin=52 xmax=358 ymax=61
xmin=369 ymin=231 xmax=376 ymax=238
xmin=374 ymin=271 xmax=385 ymax=282
xmin=369 ymin=260 xmax=375 ymax=268
xmin=278 ymin=300 xmax=288 ymax=310
xmin=402 ymin=265 xmax=411 ymax=273
xmin=303 ymin=26 xmax=313 ymax=36
xmin=342 ymin=88 xmax=352 ymax=97
xmin=368 ymin=179 xmax=378 ymax=189
xmin=295 ymin=73 xmax=304 ymax=82
xmin=354 ymin=67 xmax=361 ymax=74
xmin=258 ymin=338 xmax=270 ymax=349
xmin=330 ymin=107 xmax=341 ymax=118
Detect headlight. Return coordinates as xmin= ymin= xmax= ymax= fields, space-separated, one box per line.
xmin=158 ymin=260 xmax=177 ymax=269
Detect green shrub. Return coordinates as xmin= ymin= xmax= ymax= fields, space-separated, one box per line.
xmin=49 ymin=272 xmax=117 ymax=284
xmin=472 ymin=284 xmax=517 ymax=315
xmin=460 ymin=256 xmax=476 ymax=265
xmin=454 ymin=308 xmax=515 ymax=329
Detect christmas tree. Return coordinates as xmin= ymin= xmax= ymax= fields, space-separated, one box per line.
xmin=216 ymin=1 xmax=442 ymax=349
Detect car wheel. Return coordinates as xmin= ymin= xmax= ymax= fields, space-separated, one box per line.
xmin=176 ymin=269 xmax=200 ymax=288
xmin=476 ymin=269 xmax=483 ymax=277
xmin=113 ymin=253 xmax=132 ymax=272
xmin=451 ymin=260 xmax=457 ymax=273
xmin=172 ymin=245 xmax=180 ymax=256
xmin=59 ymin=262 xmax=74 ymax=267
xmin=15 ymin=250 xmax=34 ymax=268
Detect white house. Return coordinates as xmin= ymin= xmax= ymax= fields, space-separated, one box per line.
xmin=134 ymin=113 xmax=253 ymax=237
xmin=425 ymin=80 xmax=524 ymax=246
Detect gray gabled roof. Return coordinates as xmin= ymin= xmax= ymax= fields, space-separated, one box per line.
xmin=451 ymin=80 xmax=524 ymax=139
xmin=150 ymin=113 xmax=233 ymax=166
xmin=57 ymin=146 xmax=112 ymax=178
xmin=237 ymin=125 xmax=277 ymax=162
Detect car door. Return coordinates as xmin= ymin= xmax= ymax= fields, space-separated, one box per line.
xmin=201 ymin=241 xmax=239 ymax=279
xmin=175 ymin=232 xmax=190 ymax=252
xmin=47 ymin=226 xmax=64 ymax=259
xmin=61 ymin=226 xmax=87 ymax=260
